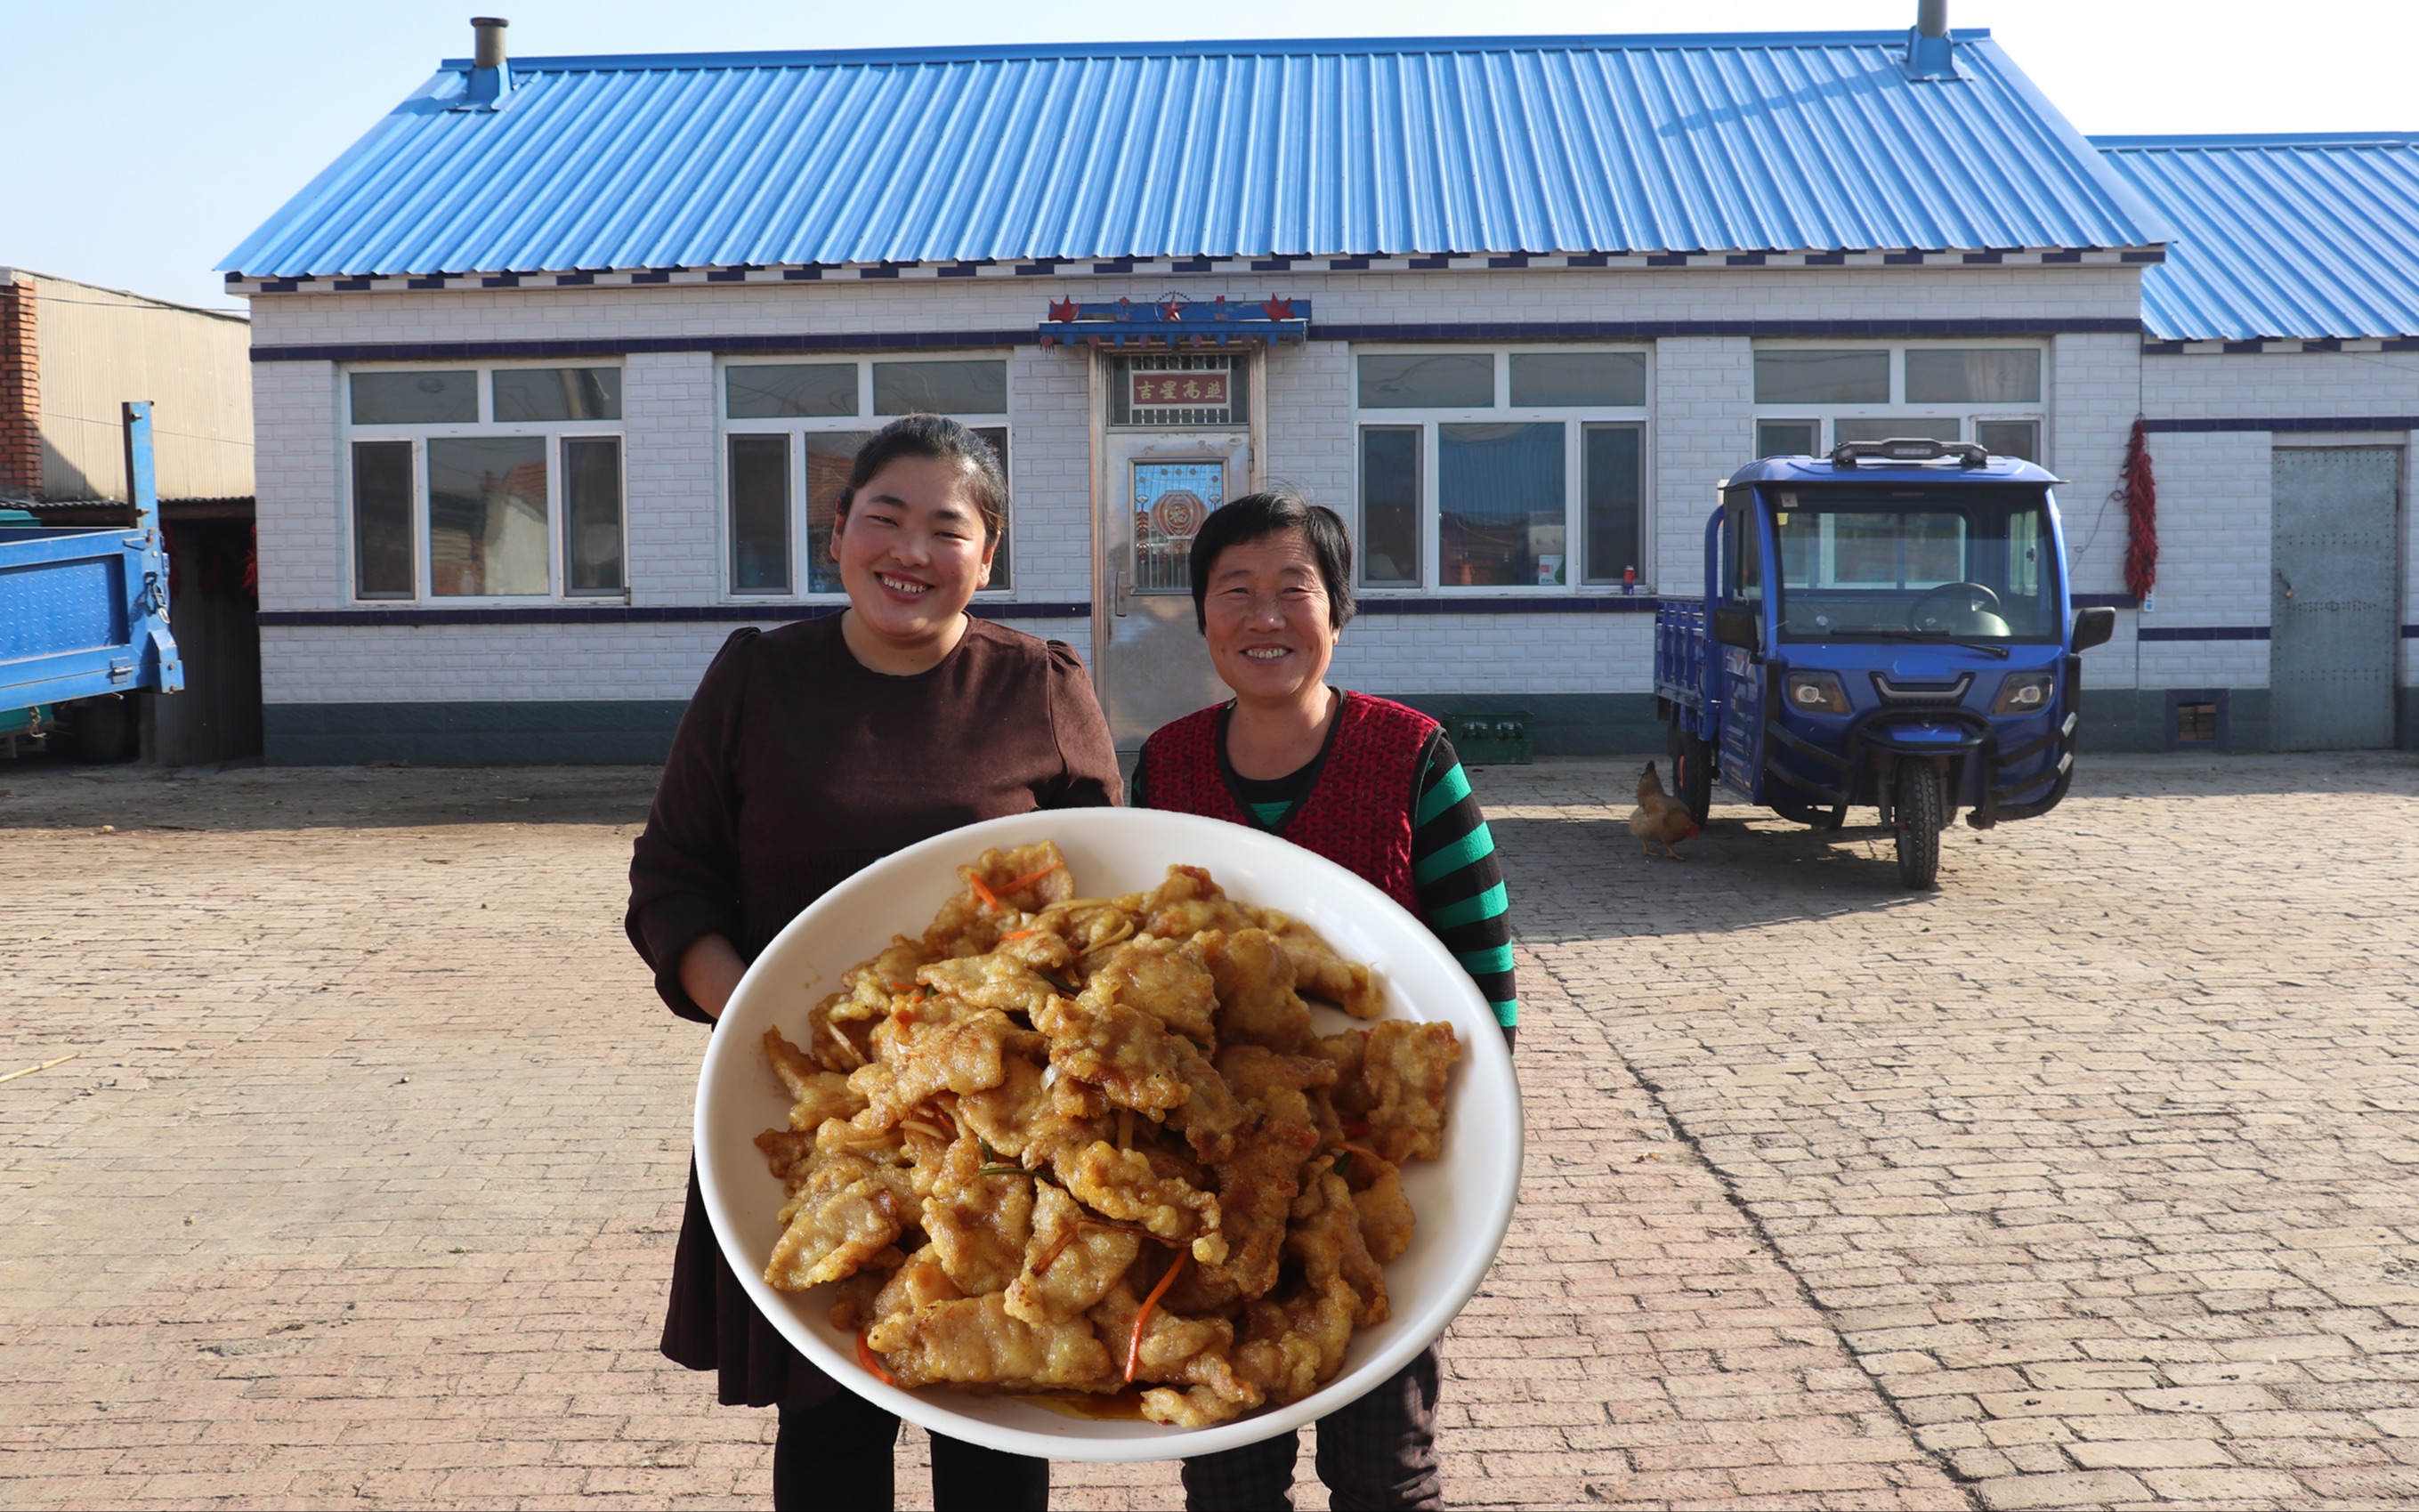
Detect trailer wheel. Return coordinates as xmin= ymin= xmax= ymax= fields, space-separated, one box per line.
xmin=69 ymin=695 xmax=137 ymax=764
xmin=1672 ymin=725 xmax=1713 ymax=824
xmin=1894 ymin=764 xmax=1944 ymax=889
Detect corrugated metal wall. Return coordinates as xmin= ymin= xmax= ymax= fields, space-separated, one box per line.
xmin=20 ymin=273 xmax=254 ymax=502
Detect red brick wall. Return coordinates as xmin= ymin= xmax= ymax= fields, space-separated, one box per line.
xmin=0 ymin=279 xmax=36 ymax=496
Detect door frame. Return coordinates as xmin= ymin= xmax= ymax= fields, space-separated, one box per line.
xmin=1087 ymin=345 xmax=1270 ymax=741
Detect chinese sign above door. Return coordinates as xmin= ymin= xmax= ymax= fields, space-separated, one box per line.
xmin=1130 ymin=369 xmax=1229 ymax=410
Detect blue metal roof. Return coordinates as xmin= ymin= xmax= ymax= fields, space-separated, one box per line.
xmin=2096 ymin=134 xmax=2419 ymax=341
xmin=222 ymin=31 xmax=2165 ymax=279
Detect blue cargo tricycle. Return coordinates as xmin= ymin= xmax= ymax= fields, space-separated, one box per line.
xmin=1654 ymin=438 xmax=2116 ymax=888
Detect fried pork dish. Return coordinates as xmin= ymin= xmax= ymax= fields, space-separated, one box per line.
xmin=752 ymin=841 xmax=1461 ymax=1427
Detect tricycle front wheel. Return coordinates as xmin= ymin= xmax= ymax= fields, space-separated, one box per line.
xmin=1894 ymin=764 xmax=1945 ymax=889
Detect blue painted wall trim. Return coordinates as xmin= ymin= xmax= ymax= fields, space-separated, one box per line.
xmin=249 ymin=317 xmax=2147 ymax=366
xmin=255 ymin=594 xmax=2185 ymax=628
xmin=257 ymin=602 xmax=1088 ymax=627
xmin=258 ymin=597 xmax=1678 ymax=627
xmin=2141 ymin=416 xmax=2419 ymax=433
xmin=266 ymin=692 xmax=1674 ymax=764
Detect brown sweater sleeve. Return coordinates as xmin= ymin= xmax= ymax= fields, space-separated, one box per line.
xmin=626 ymin=627 xmax=756 ymax=1023
xmin=1042 ymin=639 xmax=1123 ymax=810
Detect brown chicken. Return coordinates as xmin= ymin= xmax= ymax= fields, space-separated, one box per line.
xmin=1627 ymin=761 xmax=1701 ymax=860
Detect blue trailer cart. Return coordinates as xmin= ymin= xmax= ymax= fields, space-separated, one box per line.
xmin=1654 ymin=438 xmax=2116 ymax=888
xmin=0 ymin=401 xmax=183 ymax=761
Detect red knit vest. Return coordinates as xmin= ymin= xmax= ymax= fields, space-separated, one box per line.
xmin=1137 ymin=691 xmax=1438 ymax=921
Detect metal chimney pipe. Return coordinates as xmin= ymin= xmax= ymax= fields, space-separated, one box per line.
xmin=1916 ymin=1 xmax=1948 ymax=37
xmin=472 ymin=17 xmax=509 ymax=69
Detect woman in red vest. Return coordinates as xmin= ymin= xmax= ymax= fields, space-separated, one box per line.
xmin=1130 ymin=489 xmax=1518 ymax=1512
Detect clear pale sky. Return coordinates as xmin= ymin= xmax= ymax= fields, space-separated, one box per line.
xmin=12 ymin=0 xmax=2413 ymax=313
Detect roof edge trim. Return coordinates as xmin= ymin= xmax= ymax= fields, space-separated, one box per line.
xmin=433 ymin=28 xmax=1994 ymax=72
xmin=2094 ymin=132 xmax=2419 ymax=149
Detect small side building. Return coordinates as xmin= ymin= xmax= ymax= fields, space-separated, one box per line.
xmin=2096 ymin=134 xmax=2419 ymax=752
xmin=0 ymin=268 xmax=263 ymax=763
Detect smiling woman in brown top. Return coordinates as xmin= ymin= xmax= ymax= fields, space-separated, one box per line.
xmin=626 ymin=416 xmax=1119 ymax=1512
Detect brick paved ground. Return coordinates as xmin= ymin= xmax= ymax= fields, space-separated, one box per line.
xmin=2 ymin=753 xmax=2415 ymax=1510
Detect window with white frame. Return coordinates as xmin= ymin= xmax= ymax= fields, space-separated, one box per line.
xmin=719 ymin=356 xmax=1013 ymax=596
xmin=344 ymin=365 xmax=626 ymax=602
xmin=1752 ymin=344 xmax=2046 ymax=462
xmin=1354 ymin=349 xmax=1648 ymax=592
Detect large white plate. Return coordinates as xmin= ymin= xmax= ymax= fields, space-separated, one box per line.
xmin=693 ymin=807 xmax=1523 ymax=1462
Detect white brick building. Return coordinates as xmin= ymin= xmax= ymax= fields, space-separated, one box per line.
xmin=222 ymin=28 xmax=2417 ymax=762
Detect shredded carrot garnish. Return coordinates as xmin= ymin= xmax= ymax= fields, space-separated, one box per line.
xmin=856 ymin=1330 xmax=895 ymax=1386
xmin=1002 ymin=861 xmax=1064 ymax=893
xmin=1331 ymin=1141 xmax=1385 ymax=1163
xmin=967 ymin=873 xmax=1001 ymax=910
xmin=999 ymin=929 xmax=1038 ymax=942
xmin=1125 ymin=1252 xmax=1188 ymax=1383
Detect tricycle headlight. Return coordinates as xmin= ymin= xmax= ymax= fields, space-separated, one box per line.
xmin=1991 ymin=671 xmax=2055 ymax=715
xmin=1784 ymin=671 xmax=1850 ymax=716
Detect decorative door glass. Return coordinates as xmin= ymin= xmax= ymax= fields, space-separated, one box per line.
xmin=1131 ymin=461 xmax=1225 ymax=593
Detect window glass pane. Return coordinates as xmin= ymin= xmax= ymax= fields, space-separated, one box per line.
xmin=428 ymin=437 xmax=548 ymax=596
xmin=562 ymin=437 xmax=623 ymax=594
xmin=1582 ymin=424 xmax=1643 ymax=585
xmin=1358 ymin=353 xmax=1493 ymax=409
xmin=1732 ymin=503 xmax=1761 ymax=602
xmin=351 ymin=370 xmax=476 ymax=424
xmin=1440 ymin=423 xmax=1564 ymax=586
xmin=1753 ymin=351 xmax=1888 ymax=405
xmin=1773 ymin=489 xmax=2055 ymax=640
xmin=1975 ymin=419 xmax=2040 ymax=462
xmin=1359 ymin=427 xmax=1420 ymax=587
xmin=1905 ymin=349 xmax=2040 ymax=404
xmin=729 ymin=434 xmax=791 ymax=594
xmin=974 ymin=427 xmax=1011 ymax=590
xmin=872 ymin=360 xmax=1007 ymax=416
xmin=728 ymin=363 xmax=857 ymax=419
xmin=351 ymin=441 xmax=415 ymax=598
xmin=494 ymin=368 xmax=621 ymax=423
xmin=1833 ymin=417 xmax=1962 ymax=445
xmin=805 ymin=432 xmax=871 ymax=594
xmin=2010 ymin=508 xmax=2042 ymax=597
xmin=1510 ymin=352 xmax=1645 ymax=408
xmin=1757 ymin=420 xmax=1821 ymax=458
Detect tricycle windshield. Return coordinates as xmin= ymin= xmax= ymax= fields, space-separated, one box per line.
xmin=1769 ymin=485 xmax=2059 ymax=643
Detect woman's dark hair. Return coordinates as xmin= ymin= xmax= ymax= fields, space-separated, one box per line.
xmin=836 ymin=414 xmax=1007 ymax=545
xmin=1189 ymin=489 xmax=1355 ymax=632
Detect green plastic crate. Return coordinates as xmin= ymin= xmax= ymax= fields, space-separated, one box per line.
xmin=1446 ymin=709 xmax=1533 ymax=765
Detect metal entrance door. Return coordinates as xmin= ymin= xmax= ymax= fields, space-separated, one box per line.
xmin=1092 ymin=351 xmax=1258 ymax=750
xmin=2270 ymin=447 xmax=2400 ymax=749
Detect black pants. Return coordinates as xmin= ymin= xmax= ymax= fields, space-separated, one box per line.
xmin=1179 ymin=1345 xmax=1442 ymax=1512
xmin=774 ymin=1388 xmax=1049 ymax=1511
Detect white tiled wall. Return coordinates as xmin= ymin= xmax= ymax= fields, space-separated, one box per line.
xmin=260 ymin=619 xmax=1095 ymax=704
xmin=2138 ymin=349 xmax=2419 ymax=690
xmin=625 ymin=351 xmax=718 ymax=605
xmin=247 ymin=262 xmax=2153 ymax=708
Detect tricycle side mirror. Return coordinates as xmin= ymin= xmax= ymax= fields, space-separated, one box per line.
xmin=1711 ymin=605 xmax=1762 ymax=653
xmin=2070 ymin=605 xmax=2116 ymax=652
